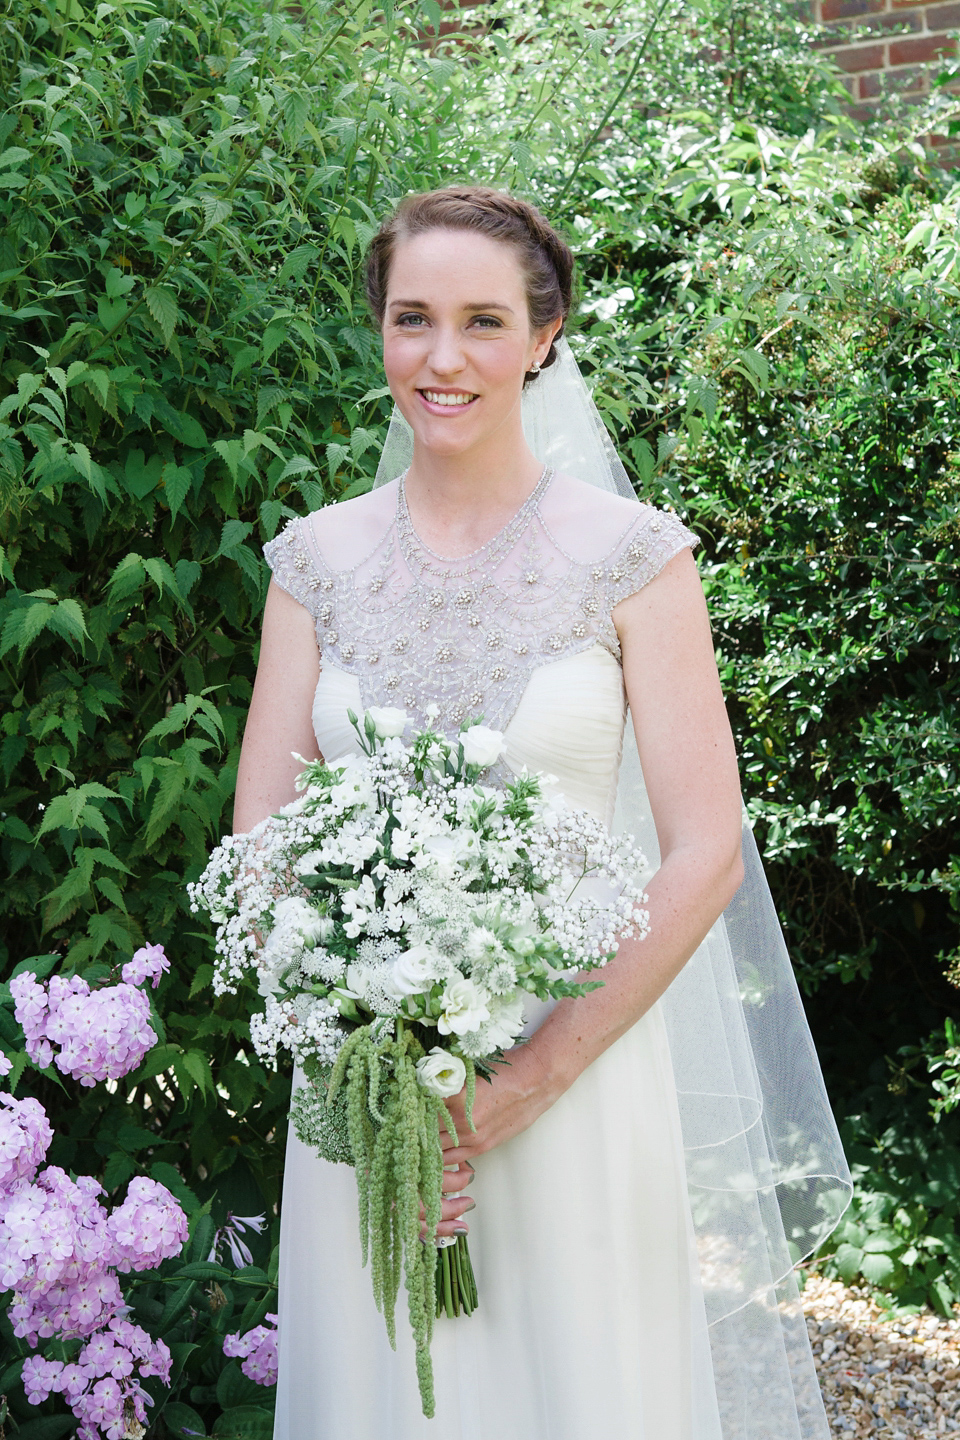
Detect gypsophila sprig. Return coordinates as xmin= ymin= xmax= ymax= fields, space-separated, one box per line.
xmin=189 ymin=709 xmax=649 ymax=1415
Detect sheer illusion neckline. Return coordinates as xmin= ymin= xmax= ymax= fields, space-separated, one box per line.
xmin=396 ymin=465 xmax=554 ymax=567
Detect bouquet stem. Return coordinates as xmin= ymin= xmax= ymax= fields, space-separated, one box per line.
xmin=436 ymin=1234 xmax=478 ymax=1319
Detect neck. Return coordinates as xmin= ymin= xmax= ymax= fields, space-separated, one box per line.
xmin=402 ymin=410 xmax=544 ymax=556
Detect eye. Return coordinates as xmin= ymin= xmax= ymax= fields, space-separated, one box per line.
xmin=395 ymin=312 xmax=427 ymax=327
xmin=471 ymin=315 xmax=502 ymax=329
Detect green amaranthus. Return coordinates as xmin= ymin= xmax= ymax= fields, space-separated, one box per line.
xmin=297 ymin=1019 xmax=477 ymax=1417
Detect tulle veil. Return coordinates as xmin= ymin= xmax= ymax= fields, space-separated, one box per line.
xmin=373 ymin=339 xmax=852 ymax=1438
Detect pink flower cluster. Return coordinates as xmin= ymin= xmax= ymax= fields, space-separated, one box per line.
xmin=2 ymin=960 xmax=189 ymax=1440
xmin=223 ymin=1313 xmax=279 ymax=1387
xmin=0 ymin=1093 xmax=52 ymax=1189
xmin=121 ymin=943 xmax=170 ymax=990
xmin=11 ymin=972 xmax=157 ymax=1086
xmin=23 ymin=1317 xmax=170 ymax=1440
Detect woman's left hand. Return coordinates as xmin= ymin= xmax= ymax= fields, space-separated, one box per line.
xmin=439 ymin=1041 xmax=558 ymax=1177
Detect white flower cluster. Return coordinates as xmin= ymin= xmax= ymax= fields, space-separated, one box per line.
xmin=189 ymin=711 xmax=649 ymax=1094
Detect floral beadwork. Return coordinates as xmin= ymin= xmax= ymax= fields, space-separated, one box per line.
xmin=263 ymin=470 xmax=697 ymax=736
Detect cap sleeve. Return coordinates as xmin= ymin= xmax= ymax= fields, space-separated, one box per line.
xmin=262 ymin=515 xmax=331 ymax=618
xmin=604 ymin=505 xmax=699 ymax=611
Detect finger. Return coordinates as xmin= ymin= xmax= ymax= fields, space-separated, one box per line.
xmin=420 ymin=1195 xmax=475 ymax=1241
xmin=439 ymin=1144 xmax=476 ymax=1168
xmin=440 ymin=1161 xmax=474 ymax=1196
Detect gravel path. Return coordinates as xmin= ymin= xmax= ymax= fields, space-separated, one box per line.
xmin=803 ymin=1273 xmax=960 ymax=1436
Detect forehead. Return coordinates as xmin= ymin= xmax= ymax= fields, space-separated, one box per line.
xmin=386 ymin=227 xmax=526 ymax=303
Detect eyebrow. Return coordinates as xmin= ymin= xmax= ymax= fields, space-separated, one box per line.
xmin=388 ymin=300 xmax=516 ymax=314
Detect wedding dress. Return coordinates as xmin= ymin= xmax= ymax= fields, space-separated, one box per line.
xmin=264 ymin=464 xmax=849 ymax=1440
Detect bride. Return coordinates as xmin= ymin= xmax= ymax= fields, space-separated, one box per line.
xmin=233 ymin=187 xmax=850 ymax=1439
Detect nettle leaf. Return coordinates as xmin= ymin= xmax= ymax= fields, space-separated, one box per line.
xmin=162 ymin=462 xmax=193 ymax=520
xmin=277 ymin=243 xmax=319 ymax=286
xmin=145 ymin=284 xmax=179 ymax=346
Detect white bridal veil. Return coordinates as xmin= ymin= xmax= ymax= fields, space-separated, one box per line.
xmin=374 ymin=339 xmax=852 ymax=1437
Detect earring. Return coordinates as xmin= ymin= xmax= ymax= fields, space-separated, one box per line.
xmin=529 ymin=361 xmax=541 ymax=374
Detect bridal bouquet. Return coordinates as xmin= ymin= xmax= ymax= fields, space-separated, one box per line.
xmin=189 ymin=708 xmax=649 ymax=1415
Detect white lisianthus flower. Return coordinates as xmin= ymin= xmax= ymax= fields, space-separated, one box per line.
xmin=272 ymin=897 xmax=330 ymax=947
xmin=366 ymin=706 xmax=409 ymax=739
xmin=484 ymin=993 xmax=526 ymax=1050
xmin=385 ymin=944 xmax=440 ymax=998
xmin=437 ymin=978 xmax=491 ymax=1036
xmin=415 ymin=1047 xmax=466 ymax=1098
xmin=460 ymin=725 xmax=506 ymax=768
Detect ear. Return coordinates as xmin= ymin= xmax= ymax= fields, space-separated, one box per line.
xmin=531 ymin=318 xmax=563 ymax=369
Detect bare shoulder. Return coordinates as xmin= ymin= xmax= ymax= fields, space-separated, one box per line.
xmin=302 ymin=479 xmax=398 ymax=571
xmin=541 ymin=472 xmax=690 ymax=566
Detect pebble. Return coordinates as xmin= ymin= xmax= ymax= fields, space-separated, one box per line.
xmin=802 ymin=1272 xmax=960 ymax=1437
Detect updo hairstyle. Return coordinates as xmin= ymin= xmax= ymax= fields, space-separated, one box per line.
xmin=364 ymin=186 xmax=574 ymax=383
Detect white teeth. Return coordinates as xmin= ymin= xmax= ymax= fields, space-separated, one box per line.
xmin=422 ymin=391 xmax=475 ymax=406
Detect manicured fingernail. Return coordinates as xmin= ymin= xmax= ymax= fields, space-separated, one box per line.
xmin=462 ymin=1198 xmax=476 ymax=1213
xmin=454 ymin=1226 xmax=469 ymax=1235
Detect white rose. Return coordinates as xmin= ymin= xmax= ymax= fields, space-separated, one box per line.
xmin=460 ymin=725 xmax=506 ymax=768
xmin=366 ymin=706 xmax=409 ymax=739
xmin=437 ymin=978 xmax=491 ymax=1036
xmin=385 ymin=944 xmax=440 ymax=999
xmin=415 ymin=1047 xmax=466 ymax=1099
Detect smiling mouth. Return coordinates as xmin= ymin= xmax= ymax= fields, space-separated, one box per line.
xmin=418 ymin=390 xmax=478 ymax=407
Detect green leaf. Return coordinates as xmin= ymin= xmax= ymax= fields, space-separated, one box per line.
xmin=182 ymin=1047 xmax=213 ymax=1092
xmin=834 ymin=1242 xmax=864 ymax=1283
xmin=212 ymin=1406 xmax=274 ymax=1438
xmin=174 ymin=1260 xmax=233 ymax=1281
xmin=159 ymin=1401 xmax=207 ymax=1439
xmin=145 ymin=284 xmax=179 ymax=347
xmin=859 ymin=1251 xmax=895 ymax=1284
xmin=217 ymin=1359 xmax=270 ymax=1409
xmin=163 ymin=462 xmax=193 ymax=520
xmin=103 ymin=1150 xmax=137 ymax=1191
xmin=277 ymin=243 xmax=319 ymax=286
xmin=740 ymin=347 xmax=769 ymax=388
xmin=158 ymin=1279 xmax=198 ymax=1333
xmin=13 ymin=1419 xmax=78 ymax=1440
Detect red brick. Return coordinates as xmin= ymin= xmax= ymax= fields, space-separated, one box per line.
xmin=859 ymin=69 xmax=884 ymax=96
xmin=889 ymin=33 xmax=957 ymax=64
xmin=891 ymin=0 xmax=933 ymax=8
xmin=820 ymin=0 xmax=883 ymax=19
xmin=925 ymin=1 xmax=960 ymax=25
xmin=846 ymin=102 xmax=882 ymax=121
xmin=886 ymin=62 xmax=930 ymax=91
xmin=869 ymin=11 xmax=923 ymax=30
xmin=830 ymin=41 xmax=886 ymax=69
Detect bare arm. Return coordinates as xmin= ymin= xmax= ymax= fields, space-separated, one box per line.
xmin=440 ymin=548 xmax=744 ymax=1189
xmin=233 ymin=581 xmax=323 ymax=834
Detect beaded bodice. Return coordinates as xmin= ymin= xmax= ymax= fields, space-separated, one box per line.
xmin=263 ymin=471 xmax=697 ymax=737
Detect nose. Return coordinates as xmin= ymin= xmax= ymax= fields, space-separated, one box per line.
xmin=427 ymin=323 xmax=467 ymax=378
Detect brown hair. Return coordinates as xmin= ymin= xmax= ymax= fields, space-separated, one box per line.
xmin=364 ymin=186 xmax=574 ymax=382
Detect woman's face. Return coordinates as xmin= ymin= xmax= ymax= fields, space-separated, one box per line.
xmin=381 ymin=227 xmax=558 ymax=460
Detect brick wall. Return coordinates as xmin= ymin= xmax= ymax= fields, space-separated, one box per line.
xmin=812 ymin=0 xmax=960 ymax=118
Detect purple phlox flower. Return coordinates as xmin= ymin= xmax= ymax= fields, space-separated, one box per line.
xmin=107 ymin=1177 xmax=187 ymax=1272
xmin=207 ymin=1211 xmax=266 ymax=1270
xmin=223 ymin=1312 xmax=278 ymax=1387
xmin=11 ymin=971 xmax=158 ymax=1086
xmin=0 ymin=1052 xmax=12 ymax=1078
xmin=121 ymin=943 xmax=170 ymax=990
xmin=22 ymin=1353 xmax=64 ymax=1405
xmin=0 ymin=1094 xmax=53 ymax=1188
